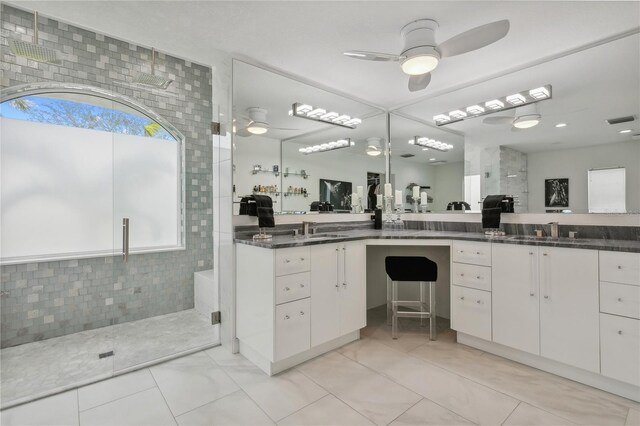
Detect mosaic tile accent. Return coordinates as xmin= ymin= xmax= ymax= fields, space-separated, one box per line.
xmin=0 ymin=4 xmax=214 ymax=348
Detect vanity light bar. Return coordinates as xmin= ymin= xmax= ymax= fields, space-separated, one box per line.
xmin=298 ymin=138 xmax=354 ymax=155
xmin=290 ymin=103 xmax=362 ymax=129
xmin=433 ymin=84 xmax=552 ymax=126
xmin=408 ymin=137 xmax=454 ymax=152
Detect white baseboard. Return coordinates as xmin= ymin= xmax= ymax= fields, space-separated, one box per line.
xmin=240 ymin=331 xmax=360 ymax=376
xmin=458 ymin=333 xmax=640 ymax=402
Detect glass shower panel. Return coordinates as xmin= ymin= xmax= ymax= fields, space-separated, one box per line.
xmin=0 ymin=94 xmax=116 ymax=407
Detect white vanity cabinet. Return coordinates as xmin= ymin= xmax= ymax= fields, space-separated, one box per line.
xmin=492 ymin=244 xmax=541 ymax=355
xmin=236 ymin=241 xmax=365 ymax=375
xmin=599 ymin=251 xmax=640 ymax=386
xmin=310 ymin=241 xmax=366 ymax=346
xmin=451 ymin=241 xmax=492 ymax=340
xmin=491 ymin=244 xmax=599 ymax=372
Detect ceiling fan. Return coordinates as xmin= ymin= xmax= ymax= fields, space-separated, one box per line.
xmin=343 ymin=18 xmax=510 ymax=92
xmin=235 ymin=107 xmax=299 ymax=137
xmin=483 ymin=104 xmax=541 ymax=131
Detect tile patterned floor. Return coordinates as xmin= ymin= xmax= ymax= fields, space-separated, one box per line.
xmin=2 ymin=307 xmax=639 ymax=426
xmin=1 ymin=309 xmax=219 ymax=408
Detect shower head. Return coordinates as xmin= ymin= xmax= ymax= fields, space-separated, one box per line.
xmin=132 ymin=48 xmax=173 ymax=89
xmin=9 ymin=39 xmax=61 ymax=64
xmin=9 ymin=12 xmax=62 ymax=64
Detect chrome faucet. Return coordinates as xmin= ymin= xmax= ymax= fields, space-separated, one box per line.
xmin=548 ymin=222 xmax=559 ymax=239
xmin=301 ymin=221 xmax=316 ymax=236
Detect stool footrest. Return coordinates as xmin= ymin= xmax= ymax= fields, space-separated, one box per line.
xmin=395 ymin=311 xmax=433 ymax=319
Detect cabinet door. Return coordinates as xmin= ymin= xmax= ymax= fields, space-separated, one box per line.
xmin=540 ymin=247 xmax=599 ymax=373
xmin=492 ymin=244 xmax=540 ymax=355
xmin=600 ymin=313 xmax=640 ymax=386
xmin=340 ymin=241 xmax=367 ymax=335
xmin=451 ymin=285 xmax=492 ymax=340
xmin=310 ymin=243 xmax=341 ymax=346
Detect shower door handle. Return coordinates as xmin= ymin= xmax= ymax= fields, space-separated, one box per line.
xmin=122 ymin=218 xmax=130 ymax=262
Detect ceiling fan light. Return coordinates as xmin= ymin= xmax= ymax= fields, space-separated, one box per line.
xmin=513 ymin=114 xmax=541 ymax=129
xmin=366 ymin=147 xmax=382 ymax=156
xmin=400 ymin=46 xmax=440 ymax=75
xmin=247 ymin=123 xmax=268 ymax=134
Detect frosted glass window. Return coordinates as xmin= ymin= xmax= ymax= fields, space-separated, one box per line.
xmin=588 ymin=168 xmax=626 ymax=213
xmin=1 ymin=91 xmax=182 ymax=263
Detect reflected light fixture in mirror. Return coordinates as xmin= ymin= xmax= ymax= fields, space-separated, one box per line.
xmin=298 ymin=138 xmax=354 ymax=154
xmin=409 ymin=136 xmax=453 ymax=151
xmin=512 ymin=103 xmax=541 ymax=129
xmin=366 ymin=137 xmax=383 ymax=156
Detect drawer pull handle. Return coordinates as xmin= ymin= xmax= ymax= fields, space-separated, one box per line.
xmin=529 ymin=252 xmax=534 ymax=255
xmin=617 ymin=297 xmax=623 ymax=302
xmin=617 ymin=265 xmax=623 ymax=270
xmin=300 ymin=284 xmax=305 ymax=288
xmin=476 ymin=276 xmax=481 ymax=280
xmin=543 ymin=253 xmax=548 ymax=257
xmin=544 ymin=295 xmax=549 ymax=299
xmin=300 ymin=257 xmax=305 ymax=261
xmin=529 ymin=292 xmax=535 ymax=297
xmin=284 ymin=287 xmax=290 ymax=291
xmin=284 ymin=259 xmax=291 ymax=263
xmin=285 ymin=315 xmax=290 ymax=320
xmin=458 ymin=250 xmax=464 ymax=253
xmin=343 ymin=282 xmax=347 ymax=287
xmin=459 ymin=296 xmax=465 ymax=301
xmin=460 ymin=273 xmax=465 ymax=277
xmin=618 ymin=330 xmax=623 ymax=335
xmin=476 ymin=251 xmax=481 ymax=255
xmin=335 ymin=284 xmax=340 ymax=289
xmin=300 ymin=311 xmax=305 ymax=316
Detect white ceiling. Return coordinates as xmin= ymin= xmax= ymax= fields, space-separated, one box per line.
xmin=12 ymin=1 xmax=640 ymax=108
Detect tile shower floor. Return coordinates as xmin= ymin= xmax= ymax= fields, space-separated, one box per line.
xmin=0 ymin=309 xmax=219 ymax=409
xmin=2 ymin=306 xmax=640 ymax=426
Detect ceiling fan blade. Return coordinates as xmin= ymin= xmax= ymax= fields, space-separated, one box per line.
xmin=269 ymin=127 xmax=301 ymax=131
xmin=408 ymin=73 xmax=431 ymax=92
xmin=235 ymin=127 xmax=253 ymax=137
xmin=483 ymin=116 xmax=514 ymax=125
xmin=438 ymin=20 xmax=510 ymax=58
xmin=343 ymin=50 xmax=402 ymax=61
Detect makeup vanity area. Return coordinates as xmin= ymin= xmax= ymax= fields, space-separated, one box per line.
xmin=230 ymin=32 xmax=640 ymax=404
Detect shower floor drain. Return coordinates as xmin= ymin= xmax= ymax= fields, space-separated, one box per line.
xmin=98 ymin=351 xmax=115 ymax=359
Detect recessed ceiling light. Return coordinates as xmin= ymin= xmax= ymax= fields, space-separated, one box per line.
xmin=619 ymin=129 xmax=632 ymax=134
xmin=429 ymin=158 xmax=436 ymax=161
xmin=422 ymin=148 xmax=429 ymax=151
xmin=555 ymin=123 xmax=567 ymax=128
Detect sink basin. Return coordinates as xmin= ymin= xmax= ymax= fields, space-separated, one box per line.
xmin=307 ymin=233 xmax=347 ymax=239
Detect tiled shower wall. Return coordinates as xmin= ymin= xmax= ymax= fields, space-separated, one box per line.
xmin=0 ymin=5 xmax=214 ymax=348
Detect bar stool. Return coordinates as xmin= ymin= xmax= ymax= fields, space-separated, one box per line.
xmin=385 ymin=256 xmax=438 ymax=340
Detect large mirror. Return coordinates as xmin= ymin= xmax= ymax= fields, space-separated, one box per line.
xmin=389 ymin=114 xmax=465 ymax=212
xmin=232 ymin=60 xmax=385 ymax=214
xmin=394 ymin=33 xmax=639 ymax=214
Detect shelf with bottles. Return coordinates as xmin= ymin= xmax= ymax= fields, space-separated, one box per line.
xmin=251 ymin=165 xmax=280 ymax=176
xmin=252 ymin=184 xmax=280 ymax=197
xmin=284 ymin=186 xmax=308 ymax=197
xmin=283 ymin=168 xmax=309 ymax=179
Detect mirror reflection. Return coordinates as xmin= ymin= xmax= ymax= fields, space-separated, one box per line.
xmin=389 ymin=114 xmax=465 ymax=213
xmin=394 ymin=33 xmax=639 ymax=214
xmin=232 ymin=59 xmax=384 ymax=214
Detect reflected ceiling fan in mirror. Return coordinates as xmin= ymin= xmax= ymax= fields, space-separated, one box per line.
xmin=483 ymin=104 xmax=541 ymax=131
xmin=235 ymin=107 xmax=299 ymax=137
xmin=343 ymin=18 xmax=510 ymax=92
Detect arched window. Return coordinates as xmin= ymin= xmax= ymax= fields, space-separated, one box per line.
xmin=1 ymin=83 xmax=185 ymax=263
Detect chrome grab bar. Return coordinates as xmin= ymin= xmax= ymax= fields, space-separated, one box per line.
xmin=122 ymin=218 xmax=130 ymax=262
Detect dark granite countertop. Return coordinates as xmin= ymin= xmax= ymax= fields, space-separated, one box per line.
xmin=234 ymin=229 xmax=640 ymax=253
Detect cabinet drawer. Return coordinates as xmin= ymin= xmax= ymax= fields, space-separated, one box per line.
xmin=452 ymin=241 xmax=492 ymax=266
xmin=275 ymin=298 xmax=310 ymax=361
xmin=275 ymin=272 xmax=311 ymax=305
xmin=600 ymin=313 xmax=640 ymax=386
xmin=600 ymin=281 xmax=640 ymax=319
xmin=600 ymin=251 xmax=640 ymax=286
xmin=275 ymin=247 xmax=311 ymax=276
xmin=451 ymin=285 xmax=492 ymax=341
xmin=452 ymin=262 xmax=492 ymax=291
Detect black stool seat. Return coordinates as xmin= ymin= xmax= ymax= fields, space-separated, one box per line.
xmin=385 ymin=256 xmax=438 ymax=282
